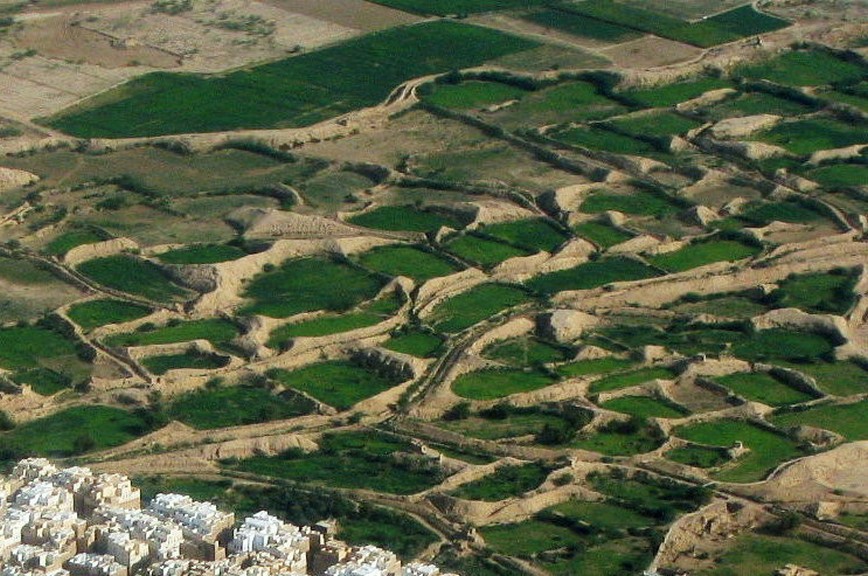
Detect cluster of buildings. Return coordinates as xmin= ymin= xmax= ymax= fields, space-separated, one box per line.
xmin=0 ymin=459 xmax=457 ymax=576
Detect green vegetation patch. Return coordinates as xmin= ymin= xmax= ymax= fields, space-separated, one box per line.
xmin=579 ymin=189 xmax=680 ymax=217
xmin=708 ymin=91 xmax=814 ymax=119
xmin=521 ymin=7 xmax=642 ymax=42
xmin=775 ymin=360 xmax=867 ymax=397
xmin=573 ymin=221 xmax=633 ymax=249
xmin=670 ymin=293 xmax=768 ymax=319
xmin=564 ymin=2 xmax=788 ymax=48
xmin=706 ymin=532 xmax=867 ymax=576
xmin=267 ymin=360 xmax=404 ymax=410
xmin=77 ymin=255 xmax=193 ymax=303
xmin=0 ymin=324 xmax=84 ymax=372
xmin=156 ymin=243 xmax=247 ymax=265
xmin=732 ymin=328 xmax=838 ymax=363
xmin=608 ymin=111 xmax=702 ymax=138
xmin=44 ymin=227 xmax=111 ymax=257
xmin=715 ymin=372 xmax=813 ymax=406
xmin=551 ymin=125 xmax=657 ymax=155
xmin=357 ymin=245 xmax=462 ymax=282
xmin=428 ymin=283 xmax=530 ymax=333
xmin=0 ymin=405 xmax=154 ymax=461
xmin=444 ymin=233 xmax=531 ymax=268
xmin=736 ymin=50 xmax=866 ymax=87
xmin=451 ymin=462 xmax=550 ymax=501
xmin=105 ymin=318 xmax=239 ymax=348
xmin=142 ymin=350 xmax=230 ymax=375
xmin=622 ymin=77 xmax=732 ymax=108
xmin=588 ymin=470 xmax=711 ymax=521
xmin=228 ymin=430 xmax=444 ymax=494
xmin=649 ymin=239 xmax=761 ymax=273
xmin=771 ymin=400 xmax=867 ymax=440
xmin=601 ymin=395 xmax=687 ymax=419
xmin=674 ymin=419 xmax=803 ymax=482
xmin=478 ymin=218 xmax=568 ymax=253
xmin=768 ymin=269 xmax=858 ymax=315
xmin=754 ymin=118 xmax=867 ymax=155
xmin=166 ymin=384 xmax=314 ymax=429
xmin=665 ymin=444 xmax=730 ymax=468
xmin=716 ymin=200 xmax=828 ymax=229
xmin=12 ymin=368 xmax=72 ymax=397
xmin=494 ymin=81 xmax=626 ymax=126
xmin=48 ymin=21 xmax=538 ymax=137
xmin=482 ymin=336 xmax=573 ymax=367
xmin=451 ymin=368 xmax=557 ymax=400
xmin=590 ymin=366 xmax=675 ymax=394
xmin=528 ymin=257 xmax=659 ymax=294
xmin=807 ymin=163 xmax=868 ymax=190
xmin=441 ymin=404 xmax=585 ymax=443
xmin=383 ymin=329 xmax=444 ymax=358
xmin=67 ymin=299 xmax=152 ymax=331
xmin=422 ymin=80 xmax=528 ymax=109
xmin=571 ymin=417 xmax=664 ymax=456
xmin=348 ymin=205 xmax=466 ymax=232
xmin=241 ymin=257 xmax=385 ymax=318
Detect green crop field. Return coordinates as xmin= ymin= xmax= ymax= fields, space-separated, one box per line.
xmin=357 ymin=245 xmax=462 ymax=282
xmin=665 ymin=444 xmax=729 ymax=468
xmin=156 ymin=244 xmax=247 ymax=265
xmin=77 ymin=255 xmax=194 ymax=303
xmin=732 ymin=328 xmax=837 ymax=363
xmin=754 ymin=118 xmax=867 ymax=155
xmin=671 ymin=293 xmax=768 ymax=319
xmin=440 ymin=408 xmax=574 ymax=442
xmin=649 ymin=239 xmax=761 ymax=273
xmin=563 ymin=2 xmax=788 ymax=48
xmin=267 ymin=360 xmax=403 ymax=410
xmin=228 ymin=431 xmax=444 ymax=494
xmin=369 ymin=0 xmax=547 ymax=15
xmin=492 ymin=81 xmax=626 ymax=127
xmin=807 ymin=164 xmax=868 ymax=190
xmin=450 ymin=462 xmax=550 ymax=501
xmin=241 ymin=257 xmax=385 ymax=318
xmin=608 ymin=111 xmax=702 ymax=138
xmin=601 ymin=396 xmax=687 ymax=419
xmin=0 ymin=324 xmax=84 ymax=372
xmin=708 ymin=91 xmax=814 ymax=119
xmin=714 ymin=372 xmax=813 ymax=406
xmin=716 ymin=200 xmax=827 ymax=229
xmin=166 ymin=384 xmax=313 ymax=429
xmin=67 ymin=299 xmax=152 ymax=331
xmin=428 ymin=283 xmax=530 ymax=333
xmin=551 ymin=125 xmax=657 ymax=155
xmin=44 ymin=227 xmax=111 ymax=257
xmin=557 ymin=357 xmax=635 ymax=378
xmin=589 ymin=367 xmax=675 ymax=394
xmin=707 ymin=533 xmax=867 ymax=576
xmin=573 ymin=221 xmax=633 ymax=249
xmin=674 ymin=419 xmax=803 ymax=482
xmin=0 ymin=405 xmax=153 ymax=461
xmin=736 ymin=50 xmax=866 ymax=87
xmin=348 ymin=205 xmax=467 ymax=233
xmin=596 ymin=322 xmax=751 ymax=357
xmin=422 ymin=80 xmax=528 ymax=109
xmin=451 ymin=368 xmax=557 ymax=400
xmin=771 ymin=400 xmax=867 ymax=440
xmin=105 ymin=317 xmax=238 ymax=348
xmin=444 ymin=233 xmax=532 ymax=268
xmin=142 ymin=351 xmax=230 ymax=375
xmin=571 ymin=417 xmax=664 ymax=456
xmin=527 ymin=257 xmax=659 ymax=294
xmin=482 ymin=336 xmax=573 ymax=367
xmin=774 ymin=360 xmax=867 ymax=397
xmin=267 ymin=293 xmax=402 ymax=348
xmin=621 ymin=77 xmax=732 ymax=108
xmin=477 ymin=218 xmax=568 ymax=253
xmin=521 ymin=7 xmax=642 ymax=43
xmin=769 ymin=270 xmax=858 ymax=315
xmin=588 ymin=470 xmax=710 ymax=519
xmin=383 ymin=329 xmax=444 ymax=358
xmin=105 ymin=318 xmax=239 ymax=348
xmin=579 ymin=189 xmax=680 ymax=217
xmin=47 ymin=21 xmax=538 ymax=138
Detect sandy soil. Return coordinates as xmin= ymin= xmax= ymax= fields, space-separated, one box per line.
xmin=600 ymin=36 xmax=703 ymax=69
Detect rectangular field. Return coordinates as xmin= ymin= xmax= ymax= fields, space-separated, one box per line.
xmin=368 ymin=0 xmax=548 ymax=16
xmin=46 ymin=21 xmax=538 ymax=138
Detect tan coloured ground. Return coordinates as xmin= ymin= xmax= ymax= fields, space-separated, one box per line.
xmin=600 ymin=36 xmax=703 ymax=69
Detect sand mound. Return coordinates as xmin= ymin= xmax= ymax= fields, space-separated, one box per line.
xmin=0 ymin=167 xmax=39 ymax=192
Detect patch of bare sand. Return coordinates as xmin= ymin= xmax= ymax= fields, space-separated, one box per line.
xmin=12 ymin=15 xmax=180 ymax=69
xmin=259 ymin=0 xmax=419 ymax=31
xmin=601 ymin=36 xmax=702 ymax=69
